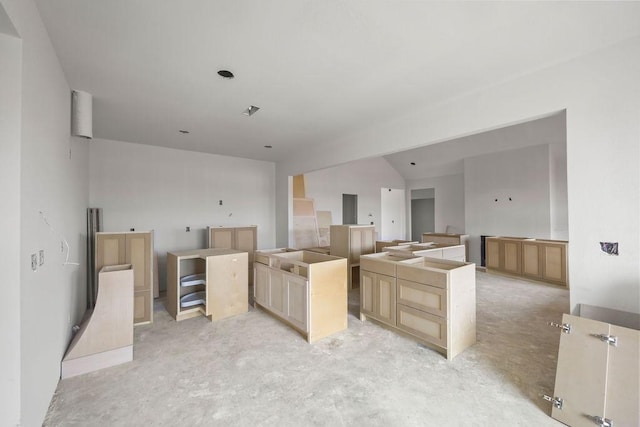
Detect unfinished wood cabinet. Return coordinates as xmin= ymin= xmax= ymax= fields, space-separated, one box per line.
xmin=488 ymin=237 xmax=568 ymax=286
xmin=375 ymin=240 xmax=416 ymax=253
xmin=330 ymin=224 xmax=375 ymax=289
xmin=546 ymin=305 xmax=639 ymax=426
xmin=166 ymin=248 xmax=248 ymax=322
xmin=253 ymin=250 xmax=347 ymax=343
xmin=360 ymin=253 xmax=476 ymax=360
xmin=421 ymin=233 xmax=469 ymax=262
xmin=384 ymin=243 xmax=466 ymax=262
xmin=62 ymin=265 xmax=133 ymax=378
xmin=208 ymin=225 xmax=257 ymax=284
xmin=96 ymin=231 xmax=154 ymax=325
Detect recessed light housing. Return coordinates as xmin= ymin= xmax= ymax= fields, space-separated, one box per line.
xmin=410 ymin=162 xmax=416 ymax=166
xmin=217 ymin=70 xmax=234 ymax=79
xmin=243 ymin=105 xmax=260 ymax=116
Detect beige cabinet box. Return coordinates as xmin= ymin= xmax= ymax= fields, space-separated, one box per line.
xmin=330 ymin=225 xmax=375 ymax=289
xmin=383 ymin=243 xmax=466 ymax=262
xmin=421 ymin=233 xmax=469 ymax=261
xmin=253 ymin=250 xmax=348 ymax=343
xmin=166 ymin=248 xmax=248 ymax=322
xmin=208 ymin=225 xmax=257 ymax=284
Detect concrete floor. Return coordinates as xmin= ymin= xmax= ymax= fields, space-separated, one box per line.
xmin=45 ymin=271 xmax=567 ymax=426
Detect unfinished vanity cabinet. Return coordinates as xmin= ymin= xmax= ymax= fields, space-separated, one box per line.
xmin=395 ymin=258 xmax=476 ymax=360
xmin=208 ymin=225 xmax=257 ymax=284
xmin=96 ymin=231 xmax=154 ymax=325
xmin=385 ymin=243 xmax=466 ymax=262
xmin=166 ymin=248 xmax=248 ymax=322
xmin=421 ymin=233 xmax=469 ymax=262
xmin=330 ymin=224 xmax=375 ymax=289
xmin=253 ymin=250 xmax=347 ymax=343
xmin=546 ymin=305 xmax=639 ymax=426
xmin=375 ymin=240 xmax=416 ymax=253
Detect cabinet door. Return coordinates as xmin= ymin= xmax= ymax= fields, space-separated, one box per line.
xmin=522 ymin=242 xmax=542 ymax=278
xmin=133 ymin=290 xmax=151 ymax=325
xmin=552 ymin=314 xmax=609 ymax=426
xmin=360 ymin=270 xmax=376 ymax=317
xmin=375 ymin=274 xmax=396 ymax=326
xmin=605 ymin=324 xmax=639 ymax=426
xmin=502 ymin=241 xmax=521 ymax=274
xmin=285 ymin=274 xmax=308 ymax=332
xmin=209 ymin=228 xmax=234 ymax=249
xmin=96 ymin=234 xmax=126 ymax=273
xmin=268 ymin=269 xmax=286 ymax=316
xmin=254 ymin=263 xmax=270 ymax=306
xmin=126 ymin=233 xmax=151 ymax=292
xmin=485 ymin=240 xmax=501 ymax=270
xmin=350 ymin=227 xmax=374 ymax=264
xmin=542 ymin=244 xmax=567 ymax=285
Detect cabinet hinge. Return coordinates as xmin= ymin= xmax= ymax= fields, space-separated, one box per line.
xmin=588 ymin=415 xmax=613 ymax=427
xmin=591 ymin=333 xmax=618 ymax=347
xmin=542 ymin=394 xmax=564 ymax=409
xmin=548 ymin=321 xmax=571 ymax=334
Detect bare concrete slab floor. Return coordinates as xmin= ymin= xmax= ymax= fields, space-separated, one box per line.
xmin=44 ymin=271 xmax=566 ymax=426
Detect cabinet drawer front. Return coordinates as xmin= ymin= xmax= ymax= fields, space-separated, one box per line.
xmin=397 ymin=304 xmax=447 ymax=348
xmin=360 ymin=257 xmax=395 ymax=276
xmin=396 ymin=265 xmax=447 ymax=288
xmin=397 ymin=279 xmax=446 ymax=318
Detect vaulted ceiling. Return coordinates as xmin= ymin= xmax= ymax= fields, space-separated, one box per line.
xmin=35 ymin=1 xmax=640 ymax=163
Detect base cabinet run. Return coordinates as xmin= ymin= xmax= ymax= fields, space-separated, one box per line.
xmin=254 ymin=250 xmax=347 ymax=343
xmin=360 ymin=253 xmax=476 ymax=360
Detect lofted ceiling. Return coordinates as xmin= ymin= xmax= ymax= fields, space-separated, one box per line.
xmin=34 ymin=1 xmax=640 ymax=163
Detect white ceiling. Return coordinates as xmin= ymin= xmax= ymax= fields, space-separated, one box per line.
xmin=34 ymin=1 xmax=640 ymax=163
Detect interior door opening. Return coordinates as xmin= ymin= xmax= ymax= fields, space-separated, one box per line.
xmin=342 ymin=194 xmax=358 ymax=224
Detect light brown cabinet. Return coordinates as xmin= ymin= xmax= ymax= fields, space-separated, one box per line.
xmin=360 ymin=253 xmax=476 ymax=360
xmin=208 ymin=226 xmax=257 ymax=284
xmin=383 ymin=243 xmax=466 ymax=262
xmin=487 ymin=237 xmax=568 ymax=286
xmin=547 ymin=305 xmax=639 ymax=426
xmin=330 ymin=225 xmax=375 ymax=289
xmin=253 ymin=250 xmax=348 ymax=343
xmin=166 ymin=248 xmax=248 ymax=322
xmin=96 ymin=231 xmax=154 ymax=325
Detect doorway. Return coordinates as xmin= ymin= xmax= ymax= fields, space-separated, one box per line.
xmin=342 ymin=194 xmax=357 ymax=224
xmin=411 ymin=188 xmax=435 ymax=241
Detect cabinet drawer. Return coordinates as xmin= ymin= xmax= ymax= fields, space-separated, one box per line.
xmin=397 ymin=279 xmax=447 ymax=318
xmin=396 ymin=264 xmax=447 ymax=288
xmin=397 ymin=304 xmax=446 ymax=348
xmin=360 ymin=257 xmax=396 ymax=276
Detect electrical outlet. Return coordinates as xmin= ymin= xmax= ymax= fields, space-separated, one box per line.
xmin=39 ymin=250 xmax=45 ymax=266
xmin=31 ymin=254 xmax=37 ymax=271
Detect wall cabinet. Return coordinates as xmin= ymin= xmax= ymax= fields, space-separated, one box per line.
xmin=486 ymin=237 xmax=568 ymax=286
xmin=330 ymin=225 xmax=375 ymax=289
xmin=546 ymin=305 xmax=639 ymax=426
xmin=166 ymin=248 xmax=248 ymax=322
xmin=253 ymin=250 xmax=347 ymax=343
xmin=360 ymin=253 xmax=476 ymax=360
xmin=96 ymin=231 xmax=154 ymax=325
xmin=421 ymin=233 xmax=469 ymax=262
xmin=208 ymin=225 xmax=257 ymax=284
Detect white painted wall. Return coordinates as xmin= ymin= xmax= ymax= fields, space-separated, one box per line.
xmin=302 ymin=157 xmax=405 ymax=242
xmin=406 ymin=174 xmax=465 ymax=236
xmin=2 ymin=1 xmax=91 ymax=425
xmin=549 ymin=142 xmax=568 ymax=240
xmin=464 ymin=145 xmax=552 ymax=264
xmin=278 ymin=37 xmax=640 ymax=315
xmin=0 ymin=29 xmax=22 ymax=426
xmin=89 ymin=139 xmax=276 ymax=290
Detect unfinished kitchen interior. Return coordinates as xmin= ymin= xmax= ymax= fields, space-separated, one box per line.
xmin=2 ymin=2 xmax=639 ymax=426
